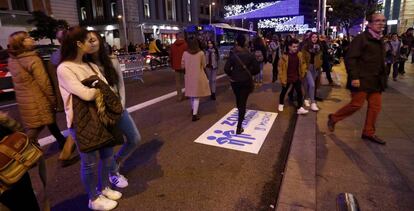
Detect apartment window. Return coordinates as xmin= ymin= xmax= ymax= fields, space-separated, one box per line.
xmin=11 ymin=0 xmax=28 ymax=11
xmin=81 ymin=7 xmax=87 ymax=20
xmin=111 ymin=2 xmax=117 ymax=18
xmin=143 ymin=0 xmax=150 ymax=19
xmin=165 ymin=0 xmax=176 ymax=21
xmin=205 ymin=6 xmax=209 ymax=15
xmin=187 ymin=0 xmax=191 ymax=22
xmin=200 ymin=6 xmax=203 ymax=14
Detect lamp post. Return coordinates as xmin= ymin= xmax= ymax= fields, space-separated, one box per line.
xmin=209 ymin=1 xmax=215 ymax=25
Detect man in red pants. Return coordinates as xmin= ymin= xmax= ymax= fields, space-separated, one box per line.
xmin=327 ymin=13 xmax=387 ymax=145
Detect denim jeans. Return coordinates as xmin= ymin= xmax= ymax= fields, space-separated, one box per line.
xmin=305 ymin=64 xmax=319 ymax=103
xmin=205 ymin=67 xmax=217 ymax=93
xmin=110 ymin=110 xmax=141 ymax=174
xmin=69 ymin=128 xmax=113 ymax=200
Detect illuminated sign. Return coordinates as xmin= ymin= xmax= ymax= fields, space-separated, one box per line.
xmin=387 ymin=20 xmax=398 ymax=25
xmin=224 ymin=0 xmax=299 ymax=20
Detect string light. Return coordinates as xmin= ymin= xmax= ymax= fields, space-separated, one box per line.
xmin=224 ymin=1 xmax=278 ymax=18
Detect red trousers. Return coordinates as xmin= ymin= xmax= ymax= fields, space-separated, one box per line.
xmin=331 ymin=91 xmax=382 ymax=136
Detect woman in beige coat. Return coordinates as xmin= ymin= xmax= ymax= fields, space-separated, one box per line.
xmin=181 ymin=38 xmax=210 ymax=121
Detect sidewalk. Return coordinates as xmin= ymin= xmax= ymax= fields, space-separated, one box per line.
xmin=277 ymin=62 xmax=414 ymax=210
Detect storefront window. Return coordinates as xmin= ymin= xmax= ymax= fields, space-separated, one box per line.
xmin=165 ymin=0 xmax=176 ymax=21
xmin=143 ymin=0 xmax=150 ymax=19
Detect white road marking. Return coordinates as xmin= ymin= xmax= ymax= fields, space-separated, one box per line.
xmin=37 ymin=74 xmax=227 ymax=146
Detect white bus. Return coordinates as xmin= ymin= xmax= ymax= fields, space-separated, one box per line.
xmin=184 ymin=23 xmax=256 ymax=59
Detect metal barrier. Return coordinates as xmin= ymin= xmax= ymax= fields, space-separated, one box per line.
xmin=117 ymin=53 xmax=145 ymax=83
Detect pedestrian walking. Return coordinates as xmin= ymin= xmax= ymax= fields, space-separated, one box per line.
xmin=57 ymin=26 xmax=121 ymax=210
xmin=269 ymin=34 xmax=281 ymax=83
xmin=86 ymin=31 xmax=141 ymax=189
xmin=320 ymin=35 xmax=335 ymax=85
xmin=385 ymin=33 xmax=401 ymax=81
xmin=7 ymin=31 xmax=69 ymax=150
xmin=327 ymin=13 xmax=388 ymax=145
xmin=181 ymin=37 xmax=210 ymax=121
xmin=224 ymin=34 xmax=260 ymax=134
xmin=398 ymin=28 xmax=413 ymax=75
xmin=302 ymin=32 xmax=322 ymax=111
xmin=170 ymin=33 xmax=188 ymax=101
xmin=252 ymin=36 xmax=267 ymax=85
xmin=205 ymin=40 xmax=219 ymax=100
xmin=277 ymin=39 xmax=309 ymax=115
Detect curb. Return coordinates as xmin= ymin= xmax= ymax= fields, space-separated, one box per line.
xmin=276 ymin=112 xmax=317 ymax=210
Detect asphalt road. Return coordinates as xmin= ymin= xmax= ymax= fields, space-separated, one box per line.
xmin=1 ymin=64 xmax=296 ymax=211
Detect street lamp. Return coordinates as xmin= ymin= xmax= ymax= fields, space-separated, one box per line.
xmin=209 ymin=2 xmax=215 ymax=25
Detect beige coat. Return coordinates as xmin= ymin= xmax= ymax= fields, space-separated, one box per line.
xmin=181 ymin=51 xmax=210 ymax=97
xmin=8 ymin=51 xmax=55 ymax=128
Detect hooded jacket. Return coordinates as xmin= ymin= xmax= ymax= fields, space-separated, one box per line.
xmin=8 ymin=51 xmax=55 ymax=128
xmin=170 ymin=39 xmax=188 ymax=70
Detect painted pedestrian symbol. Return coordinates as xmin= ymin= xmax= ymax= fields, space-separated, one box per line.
xmin=207 ymin=130 xmax=256 ymax=146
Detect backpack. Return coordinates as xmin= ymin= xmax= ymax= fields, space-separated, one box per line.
xmin=255 ymin=50 xmax=264 ymax=62
xmin=0 ymin=131 xmax=42 ymax=193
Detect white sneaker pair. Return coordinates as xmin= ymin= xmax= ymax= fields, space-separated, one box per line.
xmin=304 ymin=99 xmax=320 ymax=112
xmin=88 ymin=187 xmax=122 ymax=211
xmin=297 ymin=107 xmax=309 ymax=115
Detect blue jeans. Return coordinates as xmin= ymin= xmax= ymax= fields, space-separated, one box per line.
xmin=69 ymin=128 xmax=113 ymax=200
xmin=110 ymin=110 xmax=141 ymax=174
xmin=305 ymin=64 xmax=319 ymax=103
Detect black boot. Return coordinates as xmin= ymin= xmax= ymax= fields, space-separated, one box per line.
xmin=211 ymin=93 xmax=216 ymax=100
xmin=192 ymin=115 xmax=200 ymax=121
xmin=236 ymin=127 xmax=244 ymax=134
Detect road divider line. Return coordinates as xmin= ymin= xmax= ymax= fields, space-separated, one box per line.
xmin=37 ymin=74 xmax=227 ymax=146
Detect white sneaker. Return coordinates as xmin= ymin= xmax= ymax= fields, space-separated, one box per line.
xmin=310 ymin=103 xmax=319 ymax=111
xmin=304 ymin=99 xmax=311 ymax=107
xmin=101 ymin=187 xmax=122 ymax=201
xmin=297 ymin=107 xmax=309 ymax=115
xmin=88 ymin=195 xmax=118 ymax=211
xmin=110 ymin=173 xmax=129 ymax=188
xmin=278 ymin=104 xmax=284 ymax=112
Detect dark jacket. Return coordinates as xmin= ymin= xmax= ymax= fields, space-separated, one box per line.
xmin=224 ymin=47 xmax=260 ymax=84
xmin=72 ymin=76 xmax=123 ymax=153
xmin=345 ymin=30 xmax=387 ymax=93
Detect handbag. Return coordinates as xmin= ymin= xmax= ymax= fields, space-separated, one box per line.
xmin=232 ymin=52 xmax=255 ymax=93
xmin=0 ymin=131 xmax=43 ymax=193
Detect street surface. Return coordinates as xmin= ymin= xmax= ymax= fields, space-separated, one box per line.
xmin=1 ymin=64 xmax=297 ymax=210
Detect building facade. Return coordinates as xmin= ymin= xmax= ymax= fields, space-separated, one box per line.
xmin=76 ymin=0 xmax=200 ymax=48
xmin=199 ymin=0 xmax=226 ymax=24
xmin=398 ymin=0 xmax=414 ymax=34
xmin=0 ymin=0 xmax=78 ymax=47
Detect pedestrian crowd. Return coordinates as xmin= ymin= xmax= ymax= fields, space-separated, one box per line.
xmin=0 ymin=12 xmax=413 ymax=211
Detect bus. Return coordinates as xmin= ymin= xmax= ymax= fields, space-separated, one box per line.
xmin=184 ymin=23 xmax=256 ymax=59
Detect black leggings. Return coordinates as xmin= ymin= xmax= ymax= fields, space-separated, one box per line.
xmin=231 ymin=82 xmax=252 ymax=129
xmin=280 ymin=80 xmax=303 ymax=107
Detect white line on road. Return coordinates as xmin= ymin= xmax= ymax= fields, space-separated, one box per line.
xmin=37 ymin=74 xmax=227 ymax=146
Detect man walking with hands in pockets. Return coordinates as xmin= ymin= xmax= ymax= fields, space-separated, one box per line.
xmin=327 ymin=13 xmax=388 ymax=145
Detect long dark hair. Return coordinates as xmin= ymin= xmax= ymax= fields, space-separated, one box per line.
xmin=304 ymin=32 xmax=320 ymax=51
xmin=60 ymin=26 xmax=89 ymax=63
xmin=186 ymin=37 xmax=201 ymax=54
xmin=206 ymin=40 xmax=219 ymax=61
xmin=85 ymin=31 xmax=119 ymax=87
